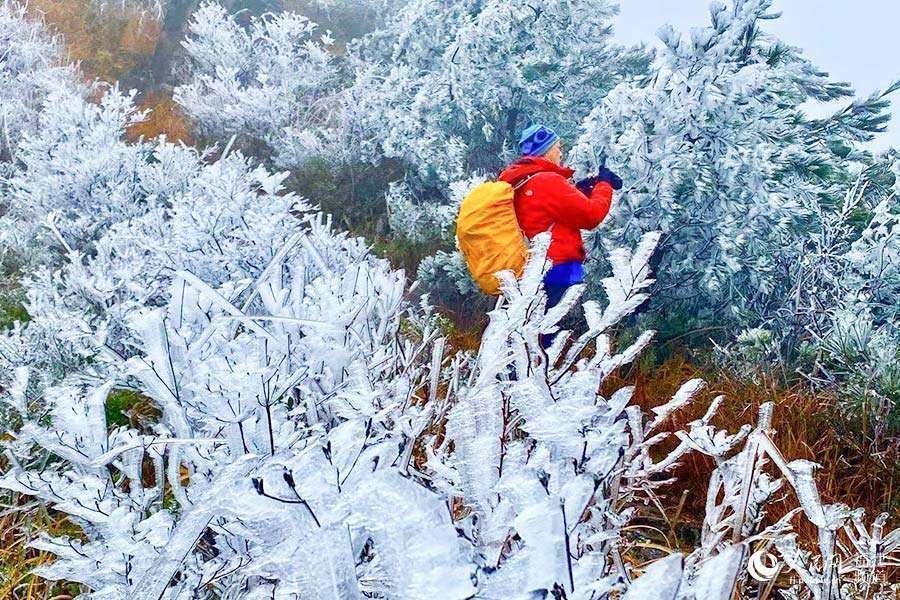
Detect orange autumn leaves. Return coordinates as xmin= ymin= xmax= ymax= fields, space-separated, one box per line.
xmin=129 ymin=92 xmax=194 ymax=144
xmin=25 ymin=0 xmax=192 ymax=143
xmin=27 ymin=0 xmax=159 ymax=82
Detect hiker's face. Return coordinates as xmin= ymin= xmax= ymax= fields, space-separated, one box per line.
xmin=544 ymin=140 xmax=563 ymax=165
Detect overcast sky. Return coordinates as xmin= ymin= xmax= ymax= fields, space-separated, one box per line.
xmin=614 ymin=0 xmax=900 ymax=151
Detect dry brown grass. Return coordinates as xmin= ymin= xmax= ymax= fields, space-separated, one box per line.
xmin=443 ymin=318 xmax=486 ymax=354
xmin=604 ymin=353 xmax=899 ymax=548
xmin=0 ymin=495 xmax=84 ymax=599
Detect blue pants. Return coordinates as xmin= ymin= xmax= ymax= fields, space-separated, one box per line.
xmin=541 ymin=262 xmax=584 ymax=348
xmin=545 ymin=283 xmax=571 ymax=310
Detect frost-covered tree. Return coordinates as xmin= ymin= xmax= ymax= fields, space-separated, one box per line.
xmin=350 ymin=0 xmax=647 ymax=185
xmin=571 ymin=0 xmax=894 ymax=334
xmin=0 ymin=0 xmax=72 ymax=328
xmin=0 ymin=68 xmax=202 ymax=400
xmin=174 ymin=2 xmax=339 ymax=170
xmin=291 ymin=0 xmax=407 ymax=42
xmin=0 ymin=85 xmax=162 ymax=264
xmin=0 ymin=1 xmax=79 ymax=174
xmin=777 ymin=171 xmax=900 ymax=426
xmin=5 ymin=148 xmax=305 ymax=392
xmin=426 ymin=232 xmax=676 ymax=596
xmin=0 ymin=25 xmax=314 ymax=399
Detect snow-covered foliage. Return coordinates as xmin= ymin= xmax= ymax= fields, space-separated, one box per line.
xmin=88 ymin=0 xmax=164 ymax=16
xmin=1 ymin=220 xmax=463 ymax=598
xmin=571 ymin=0 xmax=892 ymax=331
xmin=175 ymin=2 xmax=339 ymax=170
xmin=1 ymin=20 xmax=476 ymax=593
xmin=715 ymin=165 xmax=900 ymax=416
xmin=785 ymin=175 xmax=900 ymax=418
xmin=0 ymin=22 xmax=328 ymax=400
xmin=0 ymin=85 xmax=158 ymax=264
xmin=385 ymin=174 xmax=485 ymax=244
xmin=3 ymin=220 xmax=898 ymax=598
xmin=427 ymin=233 xmax=667 ymax=596
xmin=4 ymin=147 xmax=309 ymax=392
xmin=563 ymin=0 xmax=900 ymax=414
xmin=0 ymin=1 xmax=79 ymax=176
xmin=349 ymin=0 xmax=647 ymax=184
xmin=1 ymin=2 xmax=897 ymax=598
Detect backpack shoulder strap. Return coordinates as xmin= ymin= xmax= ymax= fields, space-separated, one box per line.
xmin=512 ymin=173 xmax=539 ymax=191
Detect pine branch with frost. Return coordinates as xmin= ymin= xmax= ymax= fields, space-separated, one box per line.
xmin=570 ymin=0 xmax=896 ymax=380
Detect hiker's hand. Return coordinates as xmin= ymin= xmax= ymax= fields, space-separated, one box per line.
xmin=575 ymin=176 xmax=598 ymax=196
xmin=596 ymin=166 xmax=623 ymax=190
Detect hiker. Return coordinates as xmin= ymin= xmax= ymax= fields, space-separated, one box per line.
xmin=498 ymin=124 xmax=622 ymax=344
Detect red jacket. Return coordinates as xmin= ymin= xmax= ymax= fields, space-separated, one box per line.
xmin=498 ymin=156 xmax=613 ymax=265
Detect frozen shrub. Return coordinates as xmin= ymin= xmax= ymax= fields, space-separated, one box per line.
xmin=175 ymin=2 xmax=338 ymax=170
xmin=0 ymin=1 xmax=79 ymax=175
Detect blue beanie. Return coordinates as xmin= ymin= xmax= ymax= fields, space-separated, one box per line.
xmin=519 ymin=123 xmax=559 ymax=156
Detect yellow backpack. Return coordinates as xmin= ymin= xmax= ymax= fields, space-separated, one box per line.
xmin=456 ymin=180 xmax=530 ymax=295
